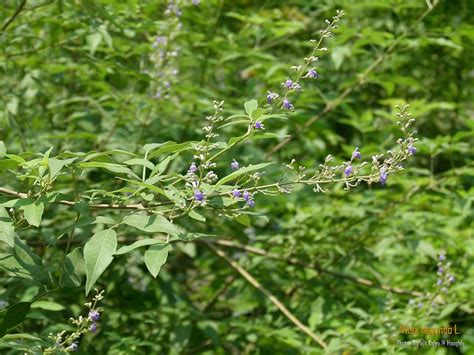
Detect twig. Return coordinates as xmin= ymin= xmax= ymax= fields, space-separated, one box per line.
xmin=1 ymin=0 xmax=27 ymax=32
xmin=266 ymin=1 xmax=439 ymax=157
xmin=0 ymin=187 xmax=172 ymax=210
xmin=206 ymin=242 xmax=328 ymax=349
xmin=206 ymin=239 xmax=422 ymax=297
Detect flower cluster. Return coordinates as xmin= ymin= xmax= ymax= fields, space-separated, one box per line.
xmin=149 ymin=1 xmax=200 ymax=100
xmin=408 ymin=252 xmax=456 ymax=312
xmin=185 ymin=101 xmax=225 ymax=206
xmin=436 ymin=252 xmax=455 ymax=291
xmin=264 ymin=10 xmax=344 ymax=113
xmin=45 ymin=290 xmax=104 ymax=353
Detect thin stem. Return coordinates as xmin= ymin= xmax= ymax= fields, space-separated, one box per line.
xmin=266 ymin=2 xmax=438 ymax=156
xmin=1 ymin=0 xmax=27 ymax=32
xmin=206 ymin=242 xmax=328 ymax=349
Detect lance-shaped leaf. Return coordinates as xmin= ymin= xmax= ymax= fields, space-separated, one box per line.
xmin=20 ymin=200 xmax=44 ymax=227
xmin=144 ymin=244 xmax=171 ymax=278
xmin=84 ymin=229 xmax=117 ymax=295
xmin=216 ymin=163 xmax=272 ymax=186
xmin=122 ymin=214 xmax=180 ymax=236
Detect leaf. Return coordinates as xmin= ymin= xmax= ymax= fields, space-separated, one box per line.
xmin=331 ymin=45 xmax=351 ymax=70
xmin=123 ymin=158 xmax=154 ymax=170
xmin=0 ymin=238 xmax=52 ymax=284
xmin=20 ymin=200 xmax=44 ymax=227
xmin=115 ymin=239 xmax=164 ymax=255
xmin=64 ymin=247 xmax=85 ymax=288
xmin=122 ymin=214 xmax=179 ymax=236
xmin=98 ymin=25 xmax=113 ymax=49
xmin=216 ymin=163 xmax=272 ymax=186
xmin=244 ymin=99 xmax=258 ymax=116
xmin=0 ymin=302 xmax=31 ymax=337
xmin=87 ymin=32 xmax=102 ymax=55
xmin=144 ymin=244 xmax=171 ymax=278
xmin=47 ymin=158 xmax=68 ymax=179
xmin=79 ymin=162 xmax=139 ymax=178
xmin=0 ymin=208 xmax=14 ymax=247
xmin=84 ymin=229 xmax=117 ymax=295
xmin=31 ymin=301 xmax=65 ymax=312
xmin=234 ymin=214 xmax=251 ymax=227
xmin=189 ymin=210 xmax=206 ymax=222
xmin=148 ymin=142 xmax=194 ymax=159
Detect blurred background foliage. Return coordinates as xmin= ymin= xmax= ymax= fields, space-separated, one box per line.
xmin=0 ymin=0 xmax=473 ymax=353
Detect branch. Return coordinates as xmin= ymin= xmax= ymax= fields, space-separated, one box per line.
xmin=206 ymin=242 xmax=328 ymax=349
xmin=266 ymin=1 xmax=438 ymax=156
xmin=1 ymin=0 xmax=27 ymax=32
xmin=207 ymin=239 xmax=422 ymax=297
xmin=0 ymin=187 xmax=168 ymax=210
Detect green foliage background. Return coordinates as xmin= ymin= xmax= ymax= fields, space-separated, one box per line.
xmin=0 ymin=0 xmax=473 ymax=353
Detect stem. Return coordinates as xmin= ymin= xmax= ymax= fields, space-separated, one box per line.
xmin=1 ymin=0 xmax=27 ymax=32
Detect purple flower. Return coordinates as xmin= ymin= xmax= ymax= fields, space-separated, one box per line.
xmin=448 ymin=275 xmax=455 ymax=283
xmin=282 ymin=99 xmax=293 ymax=110
xmin=437 ymin=279 xmax=442 ymax=286
xmin=153 ymin=36 xmax=167 ymax=47
xmin=418 ymin=302 xmax=423 ymax=309
xmin=344 ymin=165 xmax=353 ymax=176
xmin=351 ymin=147 xmax=362 ymax=160
xmin=255 ymin=121 xmax=264 ymax=129
xmin=89 ymin=310 xmax=100 ymax=322
xmin=267 ymin=91 xmax=278 ymax=104
xmin=232 ymin=189 xmax=241 ymax=198
xmin=437 ymin=267 xmax=444 ymax=274
xmin=247 ymin=199 xmax=255 ymax=208
xmin=379 ymin=168 xmax=388 ymax=186
xmin=407 ymin=144 xmax=417 ymax=155
xmin=90 ymin=322 xmax=97 ymax=333
xmin=68 ymin=342 xmax=79 ymax=352
xmin=305 ymin=68 xmax=319 ymax=79
xmin=231 ymin=159 xmax=239 ymax=171
xmin=284 ymin=79 xmax=293 ymax=89
xmin=243 ymin=190 xmax=250 ymax=202
xmin=194 ymin=190 xmax=204 ymax=202
xmin=439 ymin=253 xmax=446 ymax=261
xmin=188 ymin=162 xmax=197 ymax=174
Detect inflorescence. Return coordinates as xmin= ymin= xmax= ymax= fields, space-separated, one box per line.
xmin=45 ymin=290 xmax=104 ymax=353
xmin=179 ymin=10 xmax=418 ymax=221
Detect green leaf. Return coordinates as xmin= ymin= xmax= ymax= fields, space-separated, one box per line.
xmin=0 ymin=208 xmax=14 ymax=247
xmin=0 ymin=302 xmax=31 ymax=337
xmin=234 ymin=214 xmax=251 ymax=227
xmin=123 ymin=158 xmax=154 ymax=170
xmin=79 ymin=161 xmax=139 ymax=178
xmin=98 ymin=25 xmax=113 ymax=49
xmin=31 ymin=301 xmax=65 ymax=312
xmin=144 ymin=244 xmax=171 ymax=278
xmin=189 ymin=210 xmax=206 ymax=222
xmin=331 ymin=45 xmax=351 ymax=70
xmin=0 ymin=238 xmax=52 ymax=284
xmin=244 ymin=99 xmax=258 ymax=117
xmin=87 ymin=32 xmax=102 ymax=55
xmin=64 ymin=247 xmax=85 ymax=288
xmin=84 ymin=229 xmax=117 ymax=295
xmin=216 ymin=163 xmax=272 ymax=186
xmin=122 ymin=214 xmax=180 ymax=236
xmin=115 ymin=239 xmax=164 ymax=255
xmin=20 ymin=200 xmax=44 ymax=227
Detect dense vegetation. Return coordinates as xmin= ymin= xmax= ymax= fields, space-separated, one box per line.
xmin=0 ymin=0 xmax=473 ymax=353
